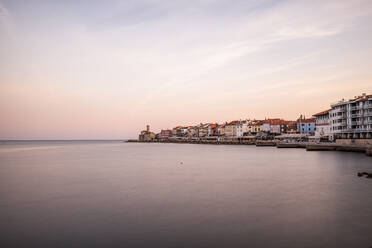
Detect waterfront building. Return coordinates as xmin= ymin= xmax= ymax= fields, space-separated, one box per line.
xmin=180 ymin=127 xmax=189 ymax=136
xmin=198 ymin=123 xmax=210 ymax=137
xmin=263 ymin=119 xmax=295 ymax=135
xmin=139 ymin=125 xmax=156 ymax=141
xmin=187 ymin=126 xmax=198 ymax=138
xmin=263 ymin=119 xmax=282 ymax=135
xmin=251 ymin=120 xmax=264 ymax=134
xmin=329 ymin=93 xmax=372 ymax=139
xmin=207 ymin=123 xmax=218 ymax=136
xmin=297 ymin=116 xmax=316 ymax=134
xmin=247 ymin=121 xmax=254 ymax=134
xmin=172 ymin=126 xmax=181 ymax=136
xmin=285 ymin=121 xmax=298 ymax=133
xmin=225 ymin=121 xmax=239 ymax=137
xmin=171 ymin=126 xmax=191 ymax=137
xmin=159 ymin=129 xmax=173 ymax=140
xmin=217 ymin=124 xmax=226 ymax=136
xmin=313 ymin=109 xmax=331 ymax=141
xmin=237 ymin=120 xmax=249 ymax=137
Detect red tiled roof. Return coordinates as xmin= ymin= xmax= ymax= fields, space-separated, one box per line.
xmin=253 ymin=120 xmax=264 ymax=125
xmin=313 ymin=109 xmax=331 ymax=116
xmin=354 ymin=94 xmax=372 ymax=102
xmin=264 ymin=119 xmax=291 ymax=125
xmin=227 ymin=120 xmax=239 ymax=125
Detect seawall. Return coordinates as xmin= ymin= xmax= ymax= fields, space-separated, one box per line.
xmin=127 ymin=139 xmax=372 ymax=157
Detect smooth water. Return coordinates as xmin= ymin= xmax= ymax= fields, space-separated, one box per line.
xmin=0 ymin=141 xmax=371 ymax=248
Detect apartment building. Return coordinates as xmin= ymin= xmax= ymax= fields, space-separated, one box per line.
xmin=330 ymin=93 xmax=372 ymax=139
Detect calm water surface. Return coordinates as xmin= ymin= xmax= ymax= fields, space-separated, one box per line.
xmin=0 ymin=141 xmax=371 ymax=248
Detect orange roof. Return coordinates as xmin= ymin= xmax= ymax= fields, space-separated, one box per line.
xmin=354 ymin=94 xmax=372 ymax=102
xmin=264 ymin=119 xmax=290 ymax=125
xmin=313 ymin=109 xmax=331 ymax=116
xmin=253 ymin=120 xmax=264 ymax=125
xmin=227 ymin=120 xmax=239 ymax=125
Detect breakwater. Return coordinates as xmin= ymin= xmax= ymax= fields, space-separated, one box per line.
xmin=127 ymin=139 xmax=372 ymax=157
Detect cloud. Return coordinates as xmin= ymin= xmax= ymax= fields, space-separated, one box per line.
xmin=1 ymin=0 xmax=372 ymax=137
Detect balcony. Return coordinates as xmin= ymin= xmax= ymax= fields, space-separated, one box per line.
xmin=352 ymin=104 xmax=364 ymax=109
xmin=340 ymin=128 xmax=372 ymax=133
xmin=340 ymin=128 xmax=353 ymax=133
xmin=333 ymin=108 xmax=346 ymax=113
xmin=333 ymin=121 xmax=347 ymax=126
xmin=351 ymin=121 xmax=363 ymax=125
xmin=333 ymin=114 xmax=346 ymax=120
xmin=350 ymin=113 xmax=363 ymax=118
xmin=359 ymin=127 xmax=372 ymax=132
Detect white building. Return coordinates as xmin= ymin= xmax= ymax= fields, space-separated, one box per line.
xmin=263 ymin=119 xmax=283 ymax=135
xmin=236 ymin=120 xmax=249 ymax=137
xmin=263 ymin=122 xmax=270 ymax=133
xmin=313 ymin=109 xmax=331 ymax=141
xmin=329 ymin=93 xmax=372 ymax=139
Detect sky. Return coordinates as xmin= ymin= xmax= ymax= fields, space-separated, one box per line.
xmin=1 ymin=0 xmax=372 ymax=139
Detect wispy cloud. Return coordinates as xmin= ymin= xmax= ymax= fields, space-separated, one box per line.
xmin=1 ymin=0 xmax=372 ymax=138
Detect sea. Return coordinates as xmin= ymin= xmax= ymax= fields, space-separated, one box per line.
xmin=0 ymin=140 xmax=371 ymax=248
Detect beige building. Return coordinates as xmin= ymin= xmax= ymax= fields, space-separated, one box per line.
xmin=139 ymin=125 xmax=156 ymax=141
xmin=198 ymin=123 xmax=209 ymax=137
xmin=250 ymin=120 xmax=264 ymax=134
xmin=218 ymin=124 xmax=225 ymax=136
xmin=225 ymin=121 xmax=239 ymax=137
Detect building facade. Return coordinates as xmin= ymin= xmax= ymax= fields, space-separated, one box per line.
xmin=330 ymin=93 xmax=372 ymax=139
xmin=225 ymin=121 xmax=239 ymax=137
xmin=263 ymin=119 xmax=288 ymax=135
xmin=251 ymin=120 xmax=264 ymax=134
xmin=313 ymin=110 xmax=331 ymax=140
xmin=198 ymin=123 xmax=209 ymax=137
xmin=297 ymin=116 xmax=316 ymax=134
xmin=139 ymin=125 xmax=156 ymax=141
xmin=159 ymin=129 xmax=172 ymax=140
xmin=237 ymin=120 xmax=249 ymax=137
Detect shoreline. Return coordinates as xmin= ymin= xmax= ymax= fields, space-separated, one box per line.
xmin=126 ymin=139 xmax=372 ymax=157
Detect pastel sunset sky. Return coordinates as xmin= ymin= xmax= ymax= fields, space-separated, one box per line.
xmin=1 ymin=0 xmax=372 ymax=139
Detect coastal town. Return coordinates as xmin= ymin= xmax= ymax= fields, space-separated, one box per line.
xmin=136 ymin=93 xmax=372 ymax=142
xmin=132 ymin=93 xmax=372 ymax=156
